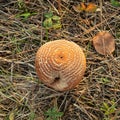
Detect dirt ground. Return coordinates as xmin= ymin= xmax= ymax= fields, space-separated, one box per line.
xmin=0 ymin=0 xmax=120 ymax=120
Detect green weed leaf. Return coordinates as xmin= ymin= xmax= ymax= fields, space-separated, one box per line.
xmin=116 ymin=32 xmax=120 ymax=38
xmin=29 ymin=111 xmax=35 ymax=120
xmin=52 ymin=16 xmax=61 ymax=21
xmin=99 ymin=78 xmax=110 ymax=84
xmin=9 ymin=112 xmax=15 ymax=120
xmin=53 ymin=24 xmax=62 ymax=29
xmin=110 ymin=0 xmax=120 ymax=7
xmin=44 ymin=12 xmax=53 ymax=18
xmin=20 ymin=12 xmax=31 ymax=19
xmin=43 ymin=11 xmax=62 ymax=30
xmin=45 ymin=107 xmax=63 ymax=120
xmin=100 ymin=101 xmax=116 ymax=116
xmin=17 ymin=0 xmax=25 ymax=9
xmin=43 ymin=18 xmax=53 ymax=29
xmin=16 ymin=12 xmax=37 ymax=20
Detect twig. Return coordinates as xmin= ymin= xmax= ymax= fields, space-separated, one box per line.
xmin=10 ymin=62 xmax=14 ymax=82
xmin=80 ymin=10 xmax=120 ymax=36
xmin=47 ymin=0 xmax=59 ymax=15
xmin=99 ymin=0 xmax=103 ymax=30
xmin=57 ymin=0 xmax=61 ymax=14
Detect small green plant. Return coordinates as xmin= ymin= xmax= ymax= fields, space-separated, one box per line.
xmin=99 ymin=78 xmax=110 ymax=84
xmin=29 ymin=111 xmax=35 ymax=120
xmin=116 ymin=31 xmax=120 ymax=38
xmin=17 ymin=0 xmax=26 ymax=10
xmin=110 ymin=0 xmax=120 ymax=7
xmin=43 ymin=12 xmax=62 ymax=30
xmin=44 ymin=107 xmax=63 ymax=120
xmin=16 ymin=0 xmax=37 ymax=20
xmin=100 ymin=100 xmax=116 ymax=119
xmin=9 ymin=111 xmax=15 ymax=120
xmin=16 ymin=12 xmax=37 ymax=20
xmin=43 ymin=11 xmax=62 ymax=40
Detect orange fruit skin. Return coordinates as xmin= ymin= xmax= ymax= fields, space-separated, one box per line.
xmin=35 ymin=39 xmax=86 ymax=91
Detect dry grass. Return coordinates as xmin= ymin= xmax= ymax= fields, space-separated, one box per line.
xmin=0 ymin=0 xmax=120 ymax=120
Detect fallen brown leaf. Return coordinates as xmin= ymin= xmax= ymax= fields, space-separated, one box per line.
xmin=93 ymin=31 xmax=115 ymax=55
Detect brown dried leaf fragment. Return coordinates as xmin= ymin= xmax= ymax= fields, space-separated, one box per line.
xmin=93 ymin=31 xmax=115 ymax=55
xmin=85 ymin=3 xmax=97 ymax=12
xmin=73 ymin=2 xmax=97 ymax=13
